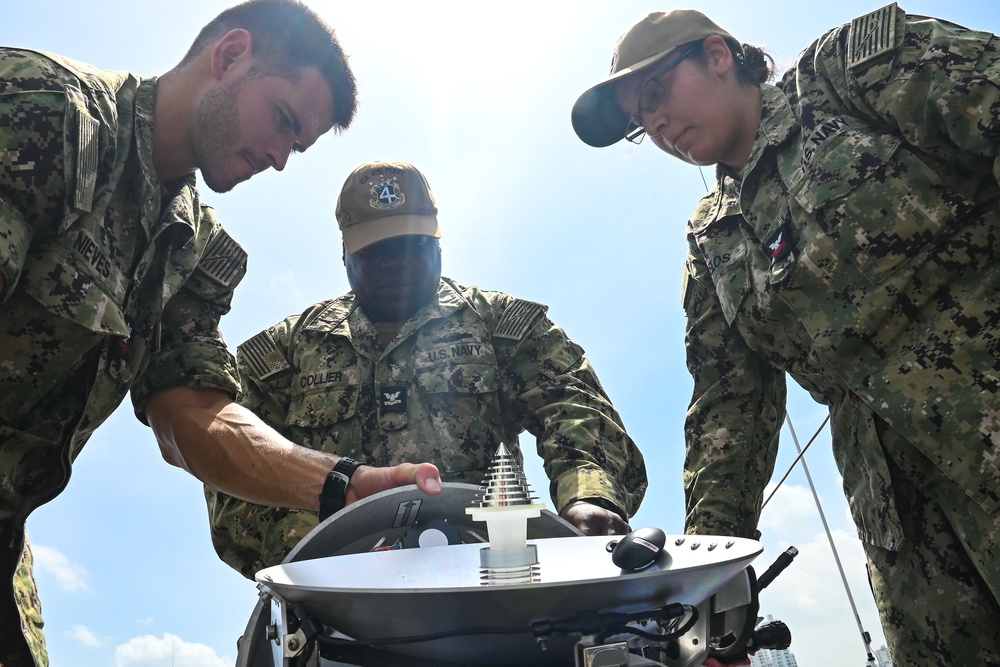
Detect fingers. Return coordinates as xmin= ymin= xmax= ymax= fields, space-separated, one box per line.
xmin=411 ymin=462 xmax=442 ymax=495
xmin=386 ymin=461 xmax=441 ymax=495
xmin=348 ymin=462 xmax=442 ymax=503
xmin=606 ymin=515 xmax=631 ymax=535
xmin=560 ymin=502 xmax=628 ymax=536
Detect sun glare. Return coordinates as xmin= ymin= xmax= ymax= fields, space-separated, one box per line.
xmin=312 ymin=2 xmax=584 ymax=106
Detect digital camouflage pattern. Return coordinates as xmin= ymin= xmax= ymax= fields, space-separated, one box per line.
xmin=0 ymin=49 xmax=245 ymax=665
xmin=864 ymin=417 xmax=1000 ymax=665
xmin=12 ymin=537 xmax=46 ymax=667
xmin=682 ymin=4 xmax=1000 ymax=662
xmin=206 ymin=278 xmax=647 ymax=577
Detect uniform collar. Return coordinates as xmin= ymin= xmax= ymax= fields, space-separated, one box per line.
xmin=741 ymin=84 xmax=799 ymax=182
xmin=692 ymin=168 xmax=744 ymax=233
xmin=304 ymin=278 xmax=468 ymax=339
xmin=134 ymin=77 xmax=198 ymax=245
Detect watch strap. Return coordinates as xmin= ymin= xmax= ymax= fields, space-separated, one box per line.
xmin=319 ymin=457 xmax=363 ymax=521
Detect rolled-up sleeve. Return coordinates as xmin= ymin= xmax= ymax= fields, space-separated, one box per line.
xmin=130 ymin=215 xmax=246 ymax=418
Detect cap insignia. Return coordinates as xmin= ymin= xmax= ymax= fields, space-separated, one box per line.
xmin=370 ymin=176 xmax=406 ymax=210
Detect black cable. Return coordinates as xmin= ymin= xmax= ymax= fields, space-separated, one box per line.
xmin=316 ymin=624 xmax=527 ymax=647
xmin=314 ymin=603 xmax=698 ymax=648
xmin=595 ymin=605 xmax=698 ymax=644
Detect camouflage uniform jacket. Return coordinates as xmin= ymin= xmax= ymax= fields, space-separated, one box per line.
xmin=207 ymin=277 xmax=647 ymax=576
xmin=683 ymin=4 xmax=1000 ymax=550
xmin=0 ymin=48 xmax=245 ymax=526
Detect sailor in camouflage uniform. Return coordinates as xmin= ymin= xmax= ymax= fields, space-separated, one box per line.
xmin=573 ymin=4 xmax=1000 ymax=665
xmin=0 ymin=5 xmax=442 ymax=666
xmin=206 ymin=161 xmax=648 ymax=577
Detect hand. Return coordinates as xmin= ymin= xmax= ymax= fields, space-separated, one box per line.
xmin=346 ymin=462 xmax=442 ymax=504
xmin=559 ymin=500 xmax=630 ymax=535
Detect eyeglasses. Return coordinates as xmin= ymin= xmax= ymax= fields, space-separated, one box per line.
xmin=625 ymin=47 xmax=696 ymax=144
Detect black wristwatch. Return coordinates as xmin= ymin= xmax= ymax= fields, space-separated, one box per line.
xmin=319 ymin=457 xmax=364 ymax=521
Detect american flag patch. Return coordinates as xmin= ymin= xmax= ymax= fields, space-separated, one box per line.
xmin=847 ymin=3 xmax=897 ymax=69
xmin=199 ymin=228 xmax=247 ymax=285
xmin=495 ymin=299 xmax=546 ymax=341
xmin=238 ymin=330 xmax=289 ymax=379
xmin=72 ymin=96 xmax=98 ymax=213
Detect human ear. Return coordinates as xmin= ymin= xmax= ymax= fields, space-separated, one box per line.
xmin=702 ymin=35 xmax=734 ymax=77
xmin=210 ymin=29 xmax=253 ymax=80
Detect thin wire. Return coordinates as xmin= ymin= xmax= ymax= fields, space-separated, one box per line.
xmin=761 ymin=413 xmax=829 ymax=509
xmin=784 ymin=414 xmax=878 ymax=667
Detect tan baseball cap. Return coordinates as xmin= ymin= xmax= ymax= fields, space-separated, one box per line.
xmin=336 ymin=161 xmax=442 ymax=253
xmin=572 ymin=10 xmax=738 ymax=148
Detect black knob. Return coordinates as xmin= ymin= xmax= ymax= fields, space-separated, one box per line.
xmin=609 ymin=527 xmax=667 ymax=571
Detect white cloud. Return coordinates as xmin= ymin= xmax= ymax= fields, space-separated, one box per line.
xmin=135 ymin=616 xmax=154 ymax=626
xmin=31 ymin=544 xmax=91 ymax=592
xmin=755 ymin=527 xmax=887 ymax=666
xmin=66 ymin=625 xmax=103 ymax=648
xmin=766 ymin=529 xmax=870 ymax=613
xmin=758 ymin=483 xmax=821 ymax=536
xmin=114 ymin=633 xmax=231 ymax=667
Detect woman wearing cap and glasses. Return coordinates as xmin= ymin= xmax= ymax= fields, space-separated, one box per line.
xmin=574 ymin=5 xmax=1000 ymax=666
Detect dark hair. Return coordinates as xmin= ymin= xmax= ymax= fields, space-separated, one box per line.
xmin=688 ymin=37 xmax=777 ymax=86
xmin=728 ymin=40 xmax=777 ymax=86
xmin=180 ymin=0 xmax=357 ymax=130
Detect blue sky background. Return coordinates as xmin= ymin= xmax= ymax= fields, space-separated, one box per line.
xmin=5 ymin=1 xmax=999 ymax=665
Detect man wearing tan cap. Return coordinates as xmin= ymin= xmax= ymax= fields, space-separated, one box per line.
xmin=203 ymin=160 xmax=648 ymax=577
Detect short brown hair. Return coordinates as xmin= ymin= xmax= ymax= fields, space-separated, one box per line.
xmin=180 ymin=0 xmax=357 ymax=130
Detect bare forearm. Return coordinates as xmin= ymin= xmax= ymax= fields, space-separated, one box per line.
xmin=146 ymin=386 xmax=443 ymax=512
xmin=147 ymin=387 xmax=331 ymax=510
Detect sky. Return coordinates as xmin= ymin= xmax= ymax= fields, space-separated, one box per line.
xmin=4 ymin=1 xmax=999 ymax=666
